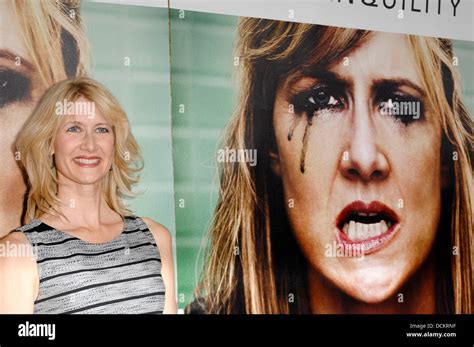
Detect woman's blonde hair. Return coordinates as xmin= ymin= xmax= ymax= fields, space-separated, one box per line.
xmin=196 ymin=19 xmax=473 ymax=314
xmin=12 ymin=0 xmax=89 ymax=86
xmin=15 ymin=77 xmax=143 ymax=222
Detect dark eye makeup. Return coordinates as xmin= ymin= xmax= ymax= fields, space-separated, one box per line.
xmin=287 ymin=83 xmax=347 ymax=174
xmin=285 ymin=78 xmax=426 ymax=174
xmin=289 ymin=84 xmax=346 ymax=117
xmin=289 ymin=82 xmax=424 ymax=127
xmin=375 ymin=89 xmax=425 ymax=126
xmin=0 ymin=68 xmax=31 ymax=108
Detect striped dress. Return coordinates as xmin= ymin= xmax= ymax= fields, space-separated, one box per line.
xmin=16 ymin=216 xmax=165 ymax=314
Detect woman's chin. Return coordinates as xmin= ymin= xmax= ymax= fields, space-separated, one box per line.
xmin=336 ymin=268 xmax=403 ymax=304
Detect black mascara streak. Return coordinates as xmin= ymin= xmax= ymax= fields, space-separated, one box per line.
xmin=287 ymin=116 xmax=301 ymax=141
xmin=300 ymin=117 xmax=313 ymax=174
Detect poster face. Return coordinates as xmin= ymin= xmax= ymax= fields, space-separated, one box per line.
xmin=0 ymin=0 xmax=473 ymax=332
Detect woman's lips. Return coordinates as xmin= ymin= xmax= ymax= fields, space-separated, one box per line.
xmin=335 ymin=200 xmax=400 ymax=255
xmin=73 ymin=156 xmax=101 ymax=168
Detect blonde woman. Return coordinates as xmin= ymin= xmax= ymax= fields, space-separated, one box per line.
xmin=190 ymin=20 xmax=473 ymax=314
xmin=0 ymin=77 xmax=176 ymax=314
xmin=0 ymin=0 xmax=89 ymax=238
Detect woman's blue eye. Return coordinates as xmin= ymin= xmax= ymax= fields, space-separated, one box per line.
xmin=67 ymin=126 xmax=81 ymax=132
xmin=96 ymin=127 xmax=110 ymax=133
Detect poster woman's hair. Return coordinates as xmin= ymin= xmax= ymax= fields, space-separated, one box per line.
xmin=12 ymin=0 xmax=89 ymax=86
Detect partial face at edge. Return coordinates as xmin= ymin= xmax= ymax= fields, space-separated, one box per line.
xmin=0 ymin=0 xmax=46 ymax=177
xmin=271 ymin=32 xmax=442 ymax=303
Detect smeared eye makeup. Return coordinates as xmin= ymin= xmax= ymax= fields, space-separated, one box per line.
xmin=288 ymin=82 xmax=347 ymax=173
xmin=375 ymin=86 xmax=425 ymax=126
xmin=0 ymin=68 xmax=31 ymax=108
xmin=284 ymin=74 xmax=426 ymax=174
xmin=290 ymin=84 xmax=346 ymax=117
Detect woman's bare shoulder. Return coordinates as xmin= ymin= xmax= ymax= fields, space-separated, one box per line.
xmin=140 ymin=217 xmax=171 ymax=241
xmin=0 ymin=231 xmax=38 ymax=313
xmin=0 ymin=231 xmax=37 ymax=270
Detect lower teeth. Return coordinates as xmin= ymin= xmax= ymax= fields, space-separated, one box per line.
xmin=342 ymin=220 xmax=391 ymax=241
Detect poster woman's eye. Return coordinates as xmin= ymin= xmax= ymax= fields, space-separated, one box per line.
xmin=0 ymin=69 xmax=31 ymax=108
xmin=291 ymin=85 xmax=345 ymax=117
xmin=309 ymin=91 xmax=339 ymax=107
xmin=377 ymin=91 xmax=424 ymax=126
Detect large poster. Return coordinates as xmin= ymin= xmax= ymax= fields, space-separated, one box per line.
xmin=0 ymin=0 xmax=473 ymax=343
xmin=171 ymin=9 xmax=474 ymax=314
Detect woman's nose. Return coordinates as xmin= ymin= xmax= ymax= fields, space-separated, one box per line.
xmin=340 ymin=106 xmax=390 ymax=182
xmin=80 ymin=131 xmax=97 ymax=152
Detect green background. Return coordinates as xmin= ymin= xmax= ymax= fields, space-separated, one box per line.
xmin=170 ymin=10 xmax=238 ymax=309
xmin=82 ymin=3 xmax=176 ymax=255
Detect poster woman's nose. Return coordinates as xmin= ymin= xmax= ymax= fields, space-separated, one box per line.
xmin=340 ymin=112 xmax=390 ymax=182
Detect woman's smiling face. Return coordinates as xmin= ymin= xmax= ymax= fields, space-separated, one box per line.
xmin=53 ymin=97 xmax=115 ymax=186
xmin=271 ymin=32 xmax=443 ymax=303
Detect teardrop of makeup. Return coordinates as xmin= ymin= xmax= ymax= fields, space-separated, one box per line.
xmin=300 ymin=117 xmax=313 ymax=173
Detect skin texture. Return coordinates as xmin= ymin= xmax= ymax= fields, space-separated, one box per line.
xmin=0 ymin=1 xmax=46 ymax=237
xmin=271 ymin=33 xmax=442 ymax=313
xmin=0 ymin=100 xmax=177 ymax=314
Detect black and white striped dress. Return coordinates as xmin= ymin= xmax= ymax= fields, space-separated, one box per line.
xmin=16 ymin=216 xmax=165 ymax=314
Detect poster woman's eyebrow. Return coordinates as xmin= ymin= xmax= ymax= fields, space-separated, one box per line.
xmin=372 ymin=78 xmax=426 ymax=97
xmin=0 ymin=49 xmax=34 ymax=70
xmin=287 ymin=70 xmax=352 ymax=90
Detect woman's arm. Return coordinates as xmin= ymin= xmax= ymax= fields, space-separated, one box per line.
xmin=141 ymin=218 xmax=177 ymax=314
xmin=0 ymin=232 xmax=38 ymax=313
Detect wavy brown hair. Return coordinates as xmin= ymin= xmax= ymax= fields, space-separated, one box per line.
xmin=195 ymin=19 xmax=473 ymax=314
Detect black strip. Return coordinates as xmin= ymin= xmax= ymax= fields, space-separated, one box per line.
xmin=63 ymin=291 xmax=165 ymax=314
xmin=123 ymin=228 xmax=143 ymax=235
xmin=33 ymin=237 xmax=78 ymax=246
xmin=27 ymin=228 xmax=144 ymax=243
xmin=36 ymin=242 xmax=157 ymax=264
xmin=142 ymin=311 xmax=163 ymax=314
xmin=40 ymin=257 xmax=161 ymax=283
xmin=36 ymin=273 xmax=162 ymax=304
xmin=22 ymin=222 xmax=53 ymax=233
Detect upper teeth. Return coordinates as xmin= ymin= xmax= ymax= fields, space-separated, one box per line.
xmin=75 ymin=158 xmax=99 ymax=164
xmin=342 ymin=220 xmax=392 ymax=241
xmin=356 ymin=212 xmax=377 ymax=217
